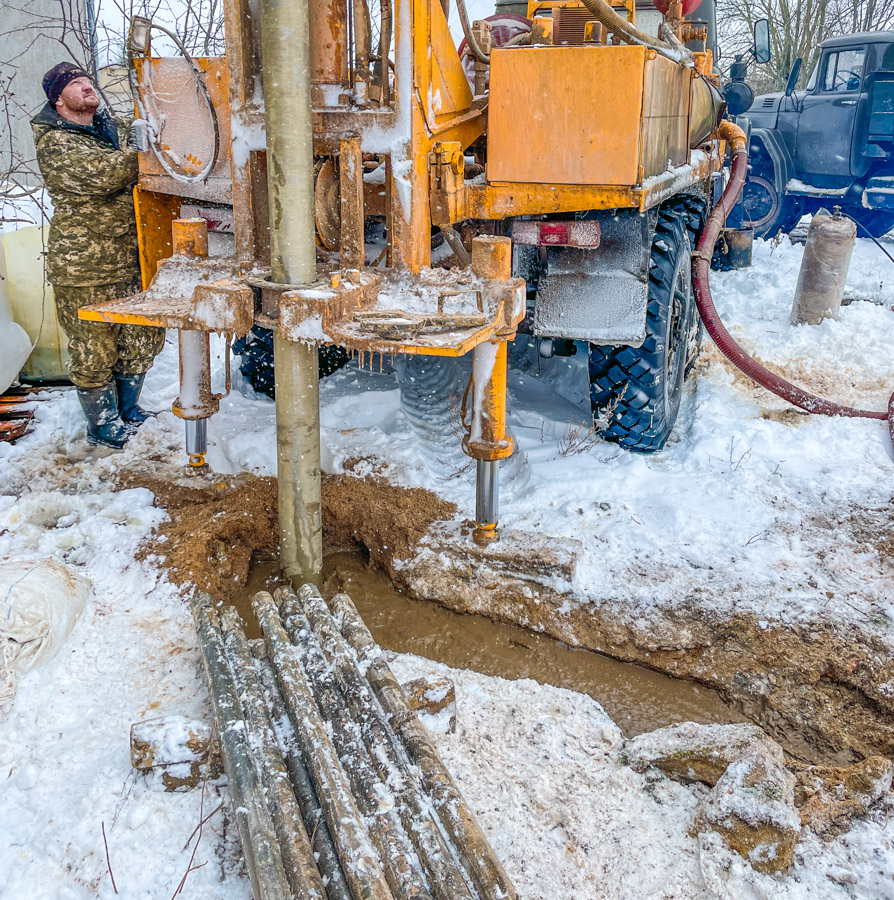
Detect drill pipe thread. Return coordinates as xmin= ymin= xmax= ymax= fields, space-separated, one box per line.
xmin=252 ymin=590 xmax=396 ymax=900
xmin=219 ymin=607 xmax=327 ymax=900
xmin=283 ymin=584 xmax=477 ymax=900
xmin=251 ymin=652 xmax=353 ymax=900
xmin=278 ymin=596 xmax=435 ymax=900
xmin=190 ymin=593 xmax=293 ymax=900
xmin=329 ymin=592 xmax=519 ymax=900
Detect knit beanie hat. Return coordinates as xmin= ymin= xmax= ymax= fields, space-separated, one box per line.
xmin=43 ymin=62 xmax=92 ymax=106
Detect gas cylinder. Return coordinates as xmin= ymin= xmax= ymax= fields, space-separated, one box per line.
xmin=790 ymin=209 xmax=857 ymax=326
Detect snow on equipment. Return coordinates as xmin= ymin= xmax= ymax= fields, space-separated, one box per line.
xmin=192 ymin=588 xmax=517 ymax=900
xmin=0 ymin=557 xmax=89 ymax=713
xmin=76 ymin=0 xmax=736 ymax=575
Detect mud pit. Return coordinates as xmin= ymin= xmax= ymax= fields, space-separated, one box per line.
xmin=124 ymin=466 xmax=894 ymax=765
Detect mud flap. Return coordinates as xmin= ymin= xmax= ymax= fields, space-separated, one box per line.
xmin=533 ymin=210 xmax=652 ymax=347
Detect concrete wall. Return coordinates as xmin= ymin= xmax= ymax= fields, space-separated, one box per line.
xmin=0 ymin=0 xmax=90 ymax=186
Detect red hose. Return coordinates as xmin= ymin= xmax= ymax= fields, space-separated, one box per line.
xmin=691 ymin=124 xmax=894 ymax=448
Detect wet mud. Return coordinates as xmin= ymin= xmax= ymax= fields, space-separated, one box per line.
xmin=237 ymin=552 xmax=743 ymax=738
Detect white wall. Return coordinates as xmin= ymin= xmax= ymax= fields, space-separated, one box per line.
xmin=0 ymin=0 xmax=90 ymax=186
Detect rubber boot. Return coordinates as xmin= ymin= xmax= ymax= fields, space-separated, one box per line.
xmin=76 ymin=383 xmax=130 ymax=449
xmin=115 ymin=374 xmax=156 ymax=425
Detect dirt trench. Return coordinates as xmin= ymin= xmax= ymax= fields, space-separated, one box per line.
xmin=119 ymin=466 xmax=455 ymax=602
xmin=122 ymin=467 xmax=894 ymax=765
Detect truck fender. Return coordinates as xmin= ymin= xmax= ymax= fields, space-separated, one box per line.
xmin=749 ymin=127 xmax=794 ymax=198
xmin=533 ymin=210 xmax=653 ymax=348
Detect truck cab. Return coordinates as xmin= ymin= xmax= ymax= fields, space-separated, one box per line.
xmin=742 ymin=32 xmax=894 ymax=237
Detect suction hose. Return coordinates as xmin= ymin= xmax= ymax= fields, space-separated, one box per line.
xmin=692 ymin=121 xmax=894 ymax=447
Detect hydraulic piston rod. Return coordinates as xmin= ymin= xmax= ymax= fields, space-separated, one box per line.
xmin=462 ymin=237 xmax=515 ymax=544
xmin=475 ymin=459 xmax=499 ymax=530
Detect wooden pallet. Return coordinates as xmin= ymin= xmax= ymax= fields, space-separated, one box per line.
xmin=0 ymin=382 xmax=64 ymax=443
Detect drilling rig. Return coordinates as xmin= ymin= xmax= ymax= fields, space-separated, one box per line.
xmin=80 ymin=0 xmax=732 ymax=578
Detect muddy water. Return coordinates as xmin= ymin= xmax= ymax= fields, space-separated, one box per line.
xmin=238 ymin=551 xmax=744 ymax=738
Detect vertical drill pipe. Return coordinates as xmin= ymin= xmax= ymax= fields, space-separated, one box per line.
xmin=260 ymin=0 xmax=323 ymax=581
xmin=329 ymin=592 xmax=519 ymax=900
xmin=176 ymin=330 xmax=216 ymax=466
xmin=283 ymin=584 xmax=476 ymax=900
xmin=252 ymin=591 xmax=396 ymax=900
xmin=190 ymin=593 xmax=293 ymax=900
xmin=274 ymin=336 xmax=323 ymax=581
xmin=464 ymin=237 xmax=515 ymax=542
xmin=219 ymin=607 xmax=328 ymax=900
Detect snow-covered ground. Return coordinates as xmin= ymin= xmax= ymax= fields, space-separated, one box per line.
xmin=2 ymin=235 xmax=894 ymax=897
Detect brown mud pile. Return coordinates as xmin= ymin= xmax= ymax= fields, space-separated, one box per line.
xmin=119 ymin=467 xmax=454 ymax=602
xmin=119 ymin=470 xmax=279 ymax=601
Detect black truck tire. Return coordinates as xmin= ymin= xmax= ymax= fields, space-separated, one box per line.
xmin=741 ymin=172 xmax=802 ymax=239
xmin=588 ymin=202 xmax=699 ymax=453
xmin=233 ymin=326 xmax=350 ymax=398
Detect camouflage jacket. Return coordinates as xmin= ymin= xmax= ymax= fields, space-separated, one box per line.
xmin=31 ymin=104 xmax=140 ymax=286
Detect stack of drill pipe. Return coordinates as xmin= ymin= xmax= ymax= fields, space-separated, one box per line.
xmin=191 ymin=584 xmax=517 ymax=900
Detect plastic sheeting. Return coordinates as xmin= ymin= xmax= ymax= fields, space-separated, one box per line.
xmin=0 ymin=557 xmax=90 ymax=713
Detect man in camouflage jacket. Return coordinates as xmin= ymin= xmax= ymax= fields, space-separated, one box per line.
xmin=31 ymin=62 xmax=165 ymax=449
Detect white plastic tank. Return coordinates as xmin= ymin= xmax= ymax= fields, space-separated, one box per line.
xmin=0 ymin=253 xmax=32 ymax=393
xmin=0 ymin=225 xmax=69 ymax=381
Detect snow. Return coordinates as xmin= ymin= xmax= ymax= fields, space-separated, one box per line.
xmin=2 ymin=235 xmax=894 ymax=895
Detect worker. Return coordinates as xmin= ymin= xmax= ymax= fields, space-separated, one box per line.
xmin=31 ymin=62 xmax=165 ymax=449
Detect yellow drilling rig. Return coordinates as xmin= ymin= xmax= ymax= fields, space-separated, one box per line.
xmin=80 ymin=0 xmax=756 ymax=579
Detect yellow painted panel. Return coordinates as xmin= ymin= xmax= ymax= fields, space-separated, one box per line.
xmin=640 ymin=54 xmax=691 ymax=178
xmin=134 ymin=187 xmax=182 ymax=289
xmin=426 ymin=0 xmax=474 ymax=125
xmin=487 ymin=45 xmax=646 ymax=186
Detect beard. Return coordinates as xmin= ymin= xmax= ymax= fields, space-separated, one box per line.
xmin=69 ymin=92 xmax=101 ymax=113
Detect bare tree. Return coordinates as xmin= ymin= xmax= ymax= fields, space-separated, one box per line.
xmin=0 ymin=0 xmax=225 ymax=224
xmin=718 ymin=0 xmax=894 ymax=93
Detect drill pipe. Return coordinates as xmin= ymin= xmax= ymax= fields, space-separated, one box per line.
xmin=190 ymin=593 xmax=292 ymax=900
xmin=279 ymin=597 xmax=434 ymax=900
xmin=329 ymin=592 xmax=518 ymax=900
xmin=219 ymin=607 xmax=327 ymax=900
xmin=283 ymin=583 xmax=475 ymax=900
xmin=251 ymin=651 xmax=353 ymax=900
xmin=252 ymin=590 xmax=395 ymax=900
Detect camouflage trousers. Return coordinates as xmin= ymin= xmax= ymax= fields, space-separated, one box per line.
xmin=53 ymin=279 xmax=166 ymax=389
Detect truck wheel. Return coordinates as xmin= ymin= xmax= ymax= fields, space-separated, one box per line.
xmin=741 ymin=173 xmax=801 ymax=238
xmin=233 ymin=326 xmax=349 ymax=399
xmin=588 ymin=205 xmax=696 ymax=453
